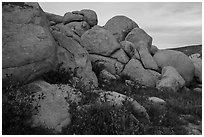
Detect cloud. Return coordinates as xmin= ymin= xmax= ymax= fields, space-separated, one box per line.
xmin=39 ymin=2 xmax=202 ymax=49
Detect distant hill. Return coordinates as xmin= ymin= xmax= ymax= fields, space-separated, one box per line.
xmin=167 ymin=45 xmax=202 ymax=57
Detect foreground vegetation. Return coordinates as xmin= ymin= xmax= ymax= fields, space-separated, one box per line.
xmin=2 ymin=63 xmax=202 ymax=135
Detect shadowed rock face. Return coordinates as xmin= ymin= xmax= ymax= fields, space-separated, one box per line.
xmin=2 ymin=2 xmax=57 ymax=86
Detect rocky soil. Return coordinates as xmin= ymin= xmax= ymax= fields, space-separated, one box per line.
xmin=2 ymin=2 xmax=202 ymax=135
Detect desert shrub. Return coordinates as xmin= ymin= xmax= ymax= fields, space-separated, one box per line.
xmin=91 ymin=62 xmax=106 ymax=79
xmin=97 ymin=74 xmax=202 ymax=135
xmin=63 ymin=102 xmax=144 ymax=135
xmin=42 ymin=63 xmax=74 ymax=85
xmin=2 ymin=81 xmax=43 ymax=134
xmin=2 ymin=75 xmax=60 ymax=135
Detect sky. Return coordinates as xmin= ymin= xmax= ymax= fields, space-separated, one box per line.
xmin=39 ymin=2 xmax=202 ymax=49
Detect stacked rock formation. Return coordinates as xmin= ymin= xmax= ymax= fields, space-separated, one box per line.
xmin=2 ymin=2 xmax=202 ymax=133
xmin=3 ymin=2 xmax=199 ymax=91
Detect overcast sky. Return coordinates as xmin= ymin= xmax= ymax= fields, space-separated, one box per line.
xmin=39 ymin=2 xmax=202 ymax=49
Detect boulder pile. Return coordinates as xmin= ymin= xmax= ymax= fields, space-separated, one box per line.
xmin=2 ymin=2 xmax=202 ymax=134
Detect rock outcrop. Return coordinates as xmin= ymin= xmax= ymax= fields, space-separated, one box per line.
xmin=2 ymin=3 xmax=202 ymax=135
xmin=3 ymin=2 xmax=198 ymax=91
xmin=2 ymin=2 xmax=57 ymax=86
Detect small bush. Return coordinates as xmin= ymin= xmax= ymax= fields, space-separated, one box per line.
xmin=42 ymin=63 xmax=74 ymax=85
xmin=63 ymin=103 xmax=144 ymax=135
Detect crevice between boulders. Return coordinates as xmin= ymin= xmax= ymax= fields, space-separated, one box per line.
xmin=109 ymin=47 xmax=121 ymax=56
xmin=89 ymin=53 xmax=118 ymax=60
xmin=136 ymin=49 xmax=160 ymax=73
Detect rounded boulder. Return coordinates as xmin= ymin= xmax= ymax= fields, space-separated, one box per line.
xmin=125 ymin=28 xmax=152 ymax=51
xmin=153 ymin=50 xmax=195 ymax=85
xmin=81 ymin=26 xmax=120 ymax=56
xmin=104 ymin=15 xmax=139 ymax=42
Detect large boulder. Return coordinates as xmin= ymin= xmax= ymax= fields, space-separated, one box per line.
xmin=125 ymin=28 xmax=152 ymax=51
xmin=122 ymin=59 xmax=160 ymax=87
xmin=156 ymin=66 xmax=185 ymax=92
xmin=23 ymin=80 xmax=81 ymax=132
xmin=153 ymin=50 xmax=195 ymax=85
xmin=52 ymin=30 xmax=98 ymax=87
xmin=189 ymin=53 xmax=202 ymax=83
xmin=72 ymin=9 xmax=98 ymax=27
xmin=81 ymin=26 xmax=120 ymax=56
xmin=104 ymin=15 xmax=138 ymax=42
xmin=138 ymin=44 xmax=159 ymax=71
xmin=90 ymin=54 xmax=124 ymax=75
xmin=2 ymin=2 xmax=57 ymax=86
